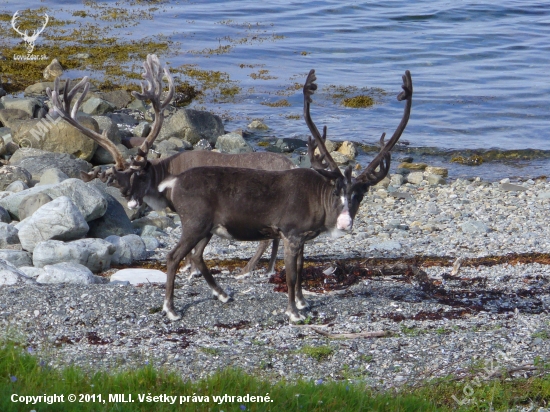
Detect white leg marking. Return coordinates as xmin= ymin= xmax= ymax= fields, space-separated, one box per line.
xmin=212 ymin=290 xmax=230 ymax=303
xmin=296 ymin=299 xmax=309 ymax=310
xmin=286 ymin=310 xmax=306 ymax=322
xmin=163 ymin=299 xmax=181 ymax=321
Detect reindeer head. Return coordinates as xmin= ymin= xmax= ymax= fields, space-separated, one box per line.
xmin=11 ymin=11 xmax=49 ymax=54
xmin=46 ymin=54 xmax=175 ymax=207
xmin=303 ymin=69 xmax=413 ymax=231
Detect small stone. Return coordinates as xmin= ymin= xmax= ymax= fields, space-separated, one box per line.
xmin=398 ymin=162 xmax=427 ymax=170
xmin=193 ymin=138 xmax=212 ymax=151
xmin=248 ymin=120 xmax=269 ymax=130
xmin=500 ymin=183 xmax=528 ymax=192
xmin=425 ymin=166 xmax=448 ymax=177
xmin=337 ymin=141 xmax=357 ymax=160
xmin=406 ymin=172 xmax=424 ymax=185
xmin=427 ymin=174 xmax=446 ymax=185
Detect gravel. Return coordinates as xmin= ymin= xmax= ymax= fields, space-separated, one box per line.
xmin=1 ymin=176 xmax=549 ymax=397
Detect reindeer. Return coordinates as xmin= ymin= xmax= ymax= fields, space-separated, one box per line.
xmin=46 ymin=55 xmax=293 ymax=276
xmin=11 ymin=11 xmax=49 ymax=54
xmin=127 ymin=68 xmax=413 ymax=322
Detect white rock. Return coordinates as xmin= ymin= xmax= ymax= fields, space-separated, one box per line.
xmin=16 ymin=196 xmax=89 ymax=252
xmin=110 ymin=268 xmax=167 ymax=285
xmin=0 ymin=258 xmax=35 ymax=285
xmin=32 ymin=238 xmax=116 ymax=273
xmin=36 ymin=262 xmax=102 ymax=284
xmin=105 ymin=234 xmax=147 ymax=265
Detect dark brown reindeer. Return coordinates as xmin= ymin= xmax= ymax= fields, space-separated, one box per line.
xmin=46 ymin=54 xmax=295 ymax=276
xmin=143 ymin=69 xmax=412 ymax=321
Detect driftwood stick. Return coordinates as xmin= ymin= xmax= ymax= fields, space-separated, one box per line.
xmin=292 ymin=324 xmax=386 ymax=339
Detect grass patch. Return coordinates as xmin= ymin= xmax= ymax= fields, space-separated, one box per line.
xmin=199 ymin=347 xmax=221 ymax=356
xmin=297 ymin=345 xmax=334 ymax=361
xmin=1 ymin=338 xmax=550 ymax=411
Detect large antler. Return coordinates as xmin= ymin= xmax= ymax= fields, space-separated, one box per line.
xmin=303 ymin=69 xmax=343 ymax=179
xmin=354 ymin=70 xmax=413 ymax=186
xmin=129 ymin=54 xmax=175 ymax=169
xmin=46 ymin=76 xmax=127 ymax=174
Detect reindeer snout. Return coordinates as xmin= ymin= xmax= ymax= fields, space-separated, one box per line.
xmin=336 ymin=210 xmax=353 ymax=231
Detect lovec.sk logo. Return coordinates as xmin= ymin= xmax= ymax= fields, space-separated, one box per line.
xmin=11 ymin=10 xmax=49 ymax=60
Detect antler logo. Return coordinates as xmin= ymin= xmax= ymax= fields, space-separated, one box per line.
xmin=11 ymin=10 xmax=49 ymax=54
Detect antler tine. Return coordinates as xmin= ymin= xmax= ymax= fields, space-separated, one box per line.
xmin=356 ymin=70 xmax=413 ymax=185
xmin=131 ymin=54 xmax=175 ymax=168
xmin=46 ymin=77 xmax=126 ymax=172
xmin=303 ymin=69 xmax=342 ymax=177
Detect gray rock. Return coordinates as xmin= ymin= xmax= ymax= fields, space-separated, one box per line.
xmin=159 ymin=108 xmax=224 ymax=145
xmin=275 ymin=138 xmax=307 ymax=153
xmin=248 ymin=120 xmax=268 ymax=130
xmin=500 ymin=183 xmax=528 ymax=192
xmin=132 ymin=214 xmax=176 ymax=233
xmin=5 ymin=180 xmax=29 ymax=193
xmin=141 ymin=236 xmax=160 ymax=251
xmin=16 ymin=196 xmax=89 ymax=251
xmin=427 ymin=174 xmax=447 ymax=185
xmin=107 ymin=112 xmax=140 ymax=127
xmin=91 ymin=116 xmax=121 ymax=144
xmin=105 ymin=234 xmax=147 ymax=265
xmin=0 ymin=258 xmax=34 ymax=285
xmin=425 ymin=166 xmax=448 ymax=177
xmin=373 ymin=176 xmax=391 ymax=189
xmin=0 ymin=250 xmax=32 ymax=267
xmin=133 ymin=121 xmax=151 ymax=138
xmin=0 ymin=166 xmax=32 ymax=190
xmin=127 ymin=99 xmax=149 ymax=112
xmin=390 ymin=174 xmax=405 ymax=187
xmin=461 ymin=220 xmax=490 ymax=234
xmin=0 ymin=206 xmax=10 ymax=223
xmin=87 ymin=192 xmax=135 ymax=238
xmin=215 ymin=132 xmax=254 ymax=154
xmin=18 ymin=266 xmax=45 ymax=278
xmin=193 ymin=138 xmax=212 ymax=151
xmin=167 ymin=137 xmax=191 ymax=150
xmin=0 ymin=108 xmax=32 ymax=129
xmin=36 ymin=262 xmax=103 ymax=285
xmin=11 ymin=114 xmax=98 ymax=161
xmin=32 ymin=238 xmax=116 ymax=273
xmin=407 ymin=172 xmax=425 ymax=185
xmin=0 ymin=223 xmax=19 ymax=248
xmin=155 ymin=139 xmax=178 ymax=155
xmin=0 ymin=96 xmax=43 ymax=118
xmin=24 ymin=80 xmax=67 ymax=96
xmin=91 ymin=143 xmax=130 ymax=166
xmin=81 ymin=97 xmax=116 ymax=115
xmin=17 ymin=192 xmax=53 ymax=221
xmin=100 ymin=90 xmax=132 ymax=109
xmin=0 ymin=178 xmax=107 ymax=222
xmin=329 ymin=151 xmax=350 ymax=165
xmin=11 ymin=152 xmax=92 ymax=185
xmin=337 ymin=141 xmax=357 ymax=160
xmin=537 ymin=191 xmax=550 ymax=200
xmin=88 ymin=179 xmax=145 ymax=221
xmin=38 ymin=168 xmax=69 ymax=185
xmin=43 ymin=58 xmax=63 ymax=80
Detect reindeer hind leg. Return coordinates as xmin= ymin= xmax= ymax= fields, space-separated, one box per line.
xmin=295 ymin=244 xmax=309 ymax=310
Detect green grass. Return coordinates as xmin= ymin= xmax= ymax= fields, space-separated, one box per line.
xmin=1 ymin=338 xmax=550 ymax=411
xmin=296 ymin=345 xmax=334 ymax=361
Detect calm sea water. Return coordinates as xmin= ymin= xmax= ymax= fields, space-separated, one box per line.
xmin=2 ymin=0 xmax=550 ymax=178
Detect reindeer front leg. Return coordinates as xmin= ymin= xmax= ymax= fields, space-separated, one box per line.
xmin=283 ymin=237 xmax=306 ymax=322
xmin=164 ymin=234 xmax=204 ymax=320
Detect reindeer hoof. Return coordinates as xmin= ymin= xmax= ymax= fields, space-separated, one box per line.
xmin=163 ymin=301 xmax=181 ymax=321
xmin=296 ymin=299 xmax=309 ymax=310
xmin=286 ymin=310 xmax=306 ymax=323
xmin=212 ymin=290 xmax=231 ymax=303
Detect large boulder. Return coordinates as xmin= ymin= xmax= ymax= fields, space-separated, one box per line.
xmin=88 ymin=179 xmax=145 ymax=221
xmin=32 ymin=238 xmax=116 ymax=273
xmin=0 ymin=166 xmax=32 ymax=191
xmin=87 ymin=192 xmax=135 ymax=238
xmin=214 ymin=132 xmax=254 ymax=154
xmin=16 ymin=196 xmax=89 ymax=252
xmin=0 ymin=178 xmax=107 ymax=221
xmin=0 ymin=250 xmax=32 ymax=267
xmin=10 ymin=151 xmax=91 ymax=182
xmin=105 ymin=234 xmax=147 ymax=265
xmin=36 ymin=262 xmax=104 ymax=285
xmin=0 ymin=259 xmax=34 ymax=285
xmin=158 ymin=108 xmax=224 ymax=145
xmin=0 ymin=108 xmax=32 ymax=129
xmin=17 ymin=192 xmax=53 ymax=221
xmin=0 ymin=96 xmax=43 ymax=118
xmin=11 ymin=114 xmax=98 ymax=161
xmin=110 ymin=268 xmax=166 ymax=285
